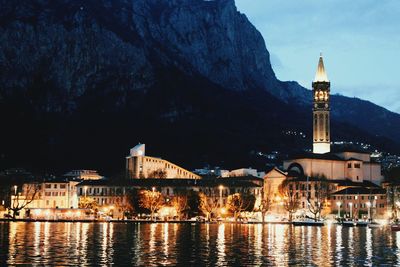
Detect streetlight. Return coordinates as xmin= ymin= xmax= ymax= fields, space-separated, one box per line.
xmin=349 ymin=202 xmax=353 ymax=219
xmin=84 ymin=186 xmax=88 ymax=198
xmin=13 ymin=185 xmax=17 ymax=196
xmin=366 ymin=202 xmax=371 ymax=221
xmin=219 ymin=185 xmax=224 ymax=208
xmin=152 ymin=187 xmax=156 ymax=193
xmin=336 ymin=202 xmax=341 ymax=218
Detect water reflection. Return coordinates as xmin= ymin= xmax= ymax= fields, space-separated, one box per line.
xmin=217 ymin=223 xmax=225 ymax=265
xmin=1 ymin=222 xmax=400 ymax=266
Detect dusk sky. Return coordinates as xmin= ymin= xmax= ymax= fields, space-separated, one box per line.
xmin=236 ymin=0 xmax=400 ymax=113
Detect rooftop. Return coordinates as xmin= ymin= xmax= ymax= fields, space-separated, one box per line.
xmin=332 ymin=187 xmax=386 ymax=195
xmin=77 ymin=176 xmax=263 ymax=188
xmin=314 ymin=55 xmax=329 ymax=83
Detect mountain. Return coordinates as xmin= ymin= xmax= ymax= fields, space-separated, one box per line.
xmin=0 ymin=0 xmax=399 ymax=174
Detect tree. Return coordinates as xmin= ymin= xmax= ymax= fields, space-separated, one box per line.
xmin=139 ymin=189 xmax=164 ymax=221
xmin=172 ymin=195 xmax=188 ymax=219
xmin=126 ymin=188 xmax=148 ymax=216
xmin=199 ymin=191 xmax=219 ymax=221
xmin=114 ymin=196 xmax=133 ymax=219
xmin=226 ymin=193 xmax=255 ymax=221
xmin=148 ymin=169 xmax=167 ymax=179
xmin=10 ymin=183 xmax=40 ymax=219
xmin=385 ymin=167 xmax=400 ymax=221
xmin=78 ymin=196 xmax=98 ymax=210
xmin=278 ymin=178 xmax=300 ymax=222
xmin=187 ymin=190 xmax=201 ymax=218
xmin=307 ymin=175 xmax=329 ymax=221
xmin=259 ymin=182 xmax=273 ymax=223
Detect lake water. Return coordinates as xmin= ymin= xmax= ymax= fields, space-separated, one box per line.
xmin=1 ymin=222 xmax=400 ymax=266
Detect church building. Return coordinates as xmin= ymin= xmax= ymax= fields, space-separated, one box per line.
xmin=264 ymin=55 xmax=387 ymax=219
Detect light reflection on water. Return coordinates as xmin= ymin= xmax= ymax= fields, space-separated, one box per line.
xmin=1 ymin=222 xmax=400 ymax=266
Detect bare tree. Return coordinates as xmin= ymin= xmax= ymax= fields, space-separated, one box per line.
xmin=172 ymin=195 xmax=188 ymax=219
xmin=199 ymin=190 xmax=219 ymax=221
xmin=139 ymin=190 xmax=164 ymax=221
xmin=307 ymin=175 xmax=329 ymax=221
xmin=10 ymin=183 xmax=40 ymax=219
xmin=279 ymin=178 xmax=300 ymax=222
xmin=226 ymin=193 xmax=255 ymax=221
xmin=385 ymin=167 xmax=400 ymax=221
xmin=259 ymin=182 xmax=272 ymax=223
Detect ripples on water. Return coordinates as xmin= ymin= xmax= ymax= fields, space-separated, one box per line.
xmin=1 ymin=222 xmax=400 ymax=266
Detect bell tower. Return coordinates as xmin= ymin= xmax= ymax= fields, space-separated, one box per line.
xmin=312 ymin=54 xmax=331 ymax=154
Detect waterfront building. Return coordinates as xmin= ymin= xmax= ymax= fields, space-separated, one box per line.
xmin=10 ymin=179 xmax=79 ymax=218
xmin=76 ymin=176 xmax=262 ymax=219
xmin=330 ymin=187 xmax=387 ymax=219
xmin=126 ymin=144 xmax=201 ymax=179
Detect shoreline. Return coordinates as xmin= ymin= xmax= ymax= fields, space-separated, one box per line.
xmin=0 ymin=218 xmax=292 ymax=224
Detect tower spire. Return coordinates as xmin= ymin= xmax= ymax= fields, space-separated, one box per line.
xmin=314 ymin=54 xmax=329 ymax=82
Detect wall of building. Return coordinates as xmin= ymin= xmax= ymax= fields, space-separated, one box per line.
xmin=345 ymin=160 xmax=364 ymax=182
xmin=126 ymin=156 xmax=200 ymax=179
xmin=284 ymin=159 xmax=347 ymax=179
xmin=363 ymin=163 xmax=384 ymax=185
xmin=264 ymin=169 xmax=286 ymax=201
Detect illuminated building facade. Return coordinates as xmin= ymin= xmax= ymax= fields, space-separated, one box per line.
xmin=126 ymin=144 xmax=201 ymax=179
xmin=76 ymin=177 xmax=262 ymax=219
xmin=10 ymin=179 xmax=79 ymax=218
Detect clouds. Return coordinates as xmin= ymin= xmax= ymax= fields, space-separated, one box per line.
xmin=236 ymin=0 xmax=400 ymax=113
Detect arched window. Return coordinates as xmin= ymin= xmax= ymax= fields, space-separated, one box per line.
xmin=319 ymin=114 xmax=324 ymax=141
xmin=314 ymin=114 xmax=318 ymax=141
xmin=325 ymin=114 xmax=329 ymax=140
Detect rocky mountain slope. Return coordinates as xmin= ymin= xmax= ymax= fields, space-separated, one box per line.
xmin=0 ymin=0 xmax=398 ymax=174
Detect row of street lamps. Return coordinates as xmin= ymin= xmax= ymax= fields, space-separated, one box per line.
xmin=336 ymin=201 xmax=374 ymax=219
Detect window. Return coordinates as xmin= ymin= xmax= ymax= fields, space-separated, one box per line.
xmin=60 ymin=184 xmax=66 ymax=189
xmin=347 ymin=163 xmax=352 ymax=168
xmin=45 ymin=184 xmax=51 ymax=189
xmin=354 ymin=163 xmax=361 ymax=169
xmin=54 ymin=184 xmax=57 ymax=189
xmin=45 ymin=192 xmax=51 ymax=196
